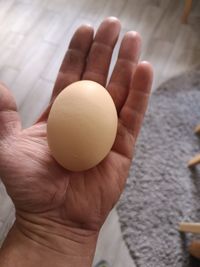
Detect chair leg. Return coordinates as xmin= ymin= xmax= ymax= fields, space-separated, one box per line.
xmin=179 ymin=222 xmax=200 ymax=234
xmin=181 ymin=0 xmax=193 ymax=24
xmin=188 ymin=154 xmax=200 ymax=167
xmin=189 ymin=241 xmax=200 ymax=259
xmin=194 ymin=124 xmax=200 ymax=134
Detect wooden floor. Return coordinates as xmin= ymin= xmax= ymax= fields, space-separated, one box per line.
xmin=0 ymin=0 xmax=200 ymax=266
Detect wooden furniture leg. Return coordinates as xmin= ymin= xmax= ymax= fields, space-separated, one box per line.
xmin=179 ymin=224 xmax=200 ymax=259
xmin=181 ymin=0 xmax=193 ymax=24
xmin=189 ymin=241 xmax=200 ymax=259
xmin=179 ymin=222 xmax=200 ymax=234
xmin=188 ymin=154 xmax=200 ymax=167
xmin=194 ymin=124 xmax=200 ymax=134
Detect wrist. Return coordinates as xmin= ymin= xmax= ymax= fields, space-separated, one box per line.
xmin=0 ymin=214 xmax=98 ymax=267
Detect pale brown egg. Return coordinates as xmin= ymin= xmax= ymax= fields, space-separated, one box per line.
xmin=47 ymin=80 xmax=118 ymax=171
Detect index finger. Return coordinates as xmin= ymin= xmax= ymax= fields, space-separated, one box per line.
xmin=51 ymin=24 xmax=94 ymax=100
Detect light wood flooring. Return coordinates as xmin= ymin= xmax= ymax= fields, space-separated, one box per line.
xmin=0 ymin=0 xmax=200 ymax=266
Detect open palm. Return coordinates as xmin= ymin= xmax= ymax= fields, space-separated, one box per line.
xmin=0 ymin=18 xmax=153 ymax=232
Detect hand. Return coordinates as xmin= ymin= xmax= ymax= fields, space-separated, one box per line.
xmin=0 ymin=17 xmax=153 ymax=266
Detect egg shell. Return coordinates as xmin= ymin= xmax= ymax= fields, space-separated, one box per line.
xmin=47 ymin=80 xmax=118 ymax=171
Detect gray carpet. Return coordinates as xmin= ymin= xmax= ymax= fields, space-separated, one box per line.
xmin=117 ymin=69 xmax=200 ymax=267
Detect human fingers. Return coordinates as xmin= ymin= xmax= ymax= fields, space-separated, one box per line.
xmin=0 ymin=83 xmax=21 ymax=137
xmin=108 ymin=31 xmax=141 ymax=113
xmin=51 ymin=24 xmax=94 ymax=100
xmin=82 ymin=17 xmax=121 ymax=86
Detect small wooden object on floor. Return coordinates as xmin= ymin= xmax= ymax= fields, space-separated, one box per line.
xmin=179 ymin=222 xmax=200 ymax=234
xmin=189 ymin=241 xmax=200 ymax=259
xmin=194 ymin=124 xmax=200 ymax=134
xmin=179 ymin=223 xmax=200 ymax=259
xmin=188 ymin=124 xmax=200 ymax=167
xmin=181 ymin=0 xmax=193 ymax=24
xmin=188 ymin=154 xmax=200 ymax=167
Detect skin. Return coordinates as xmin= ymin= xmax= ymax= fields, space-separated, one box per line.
xmin=0 ymin=17 xmax=153 ymax=266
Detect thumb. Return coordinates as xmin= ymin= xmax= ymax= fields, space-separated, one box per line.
xmin=0 ymin=83 xmax=21 ymax=138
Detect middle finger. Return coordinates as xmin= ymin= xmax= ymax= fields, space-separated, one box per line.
xmin=82 ymin=17 xmax=121 ymax=86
